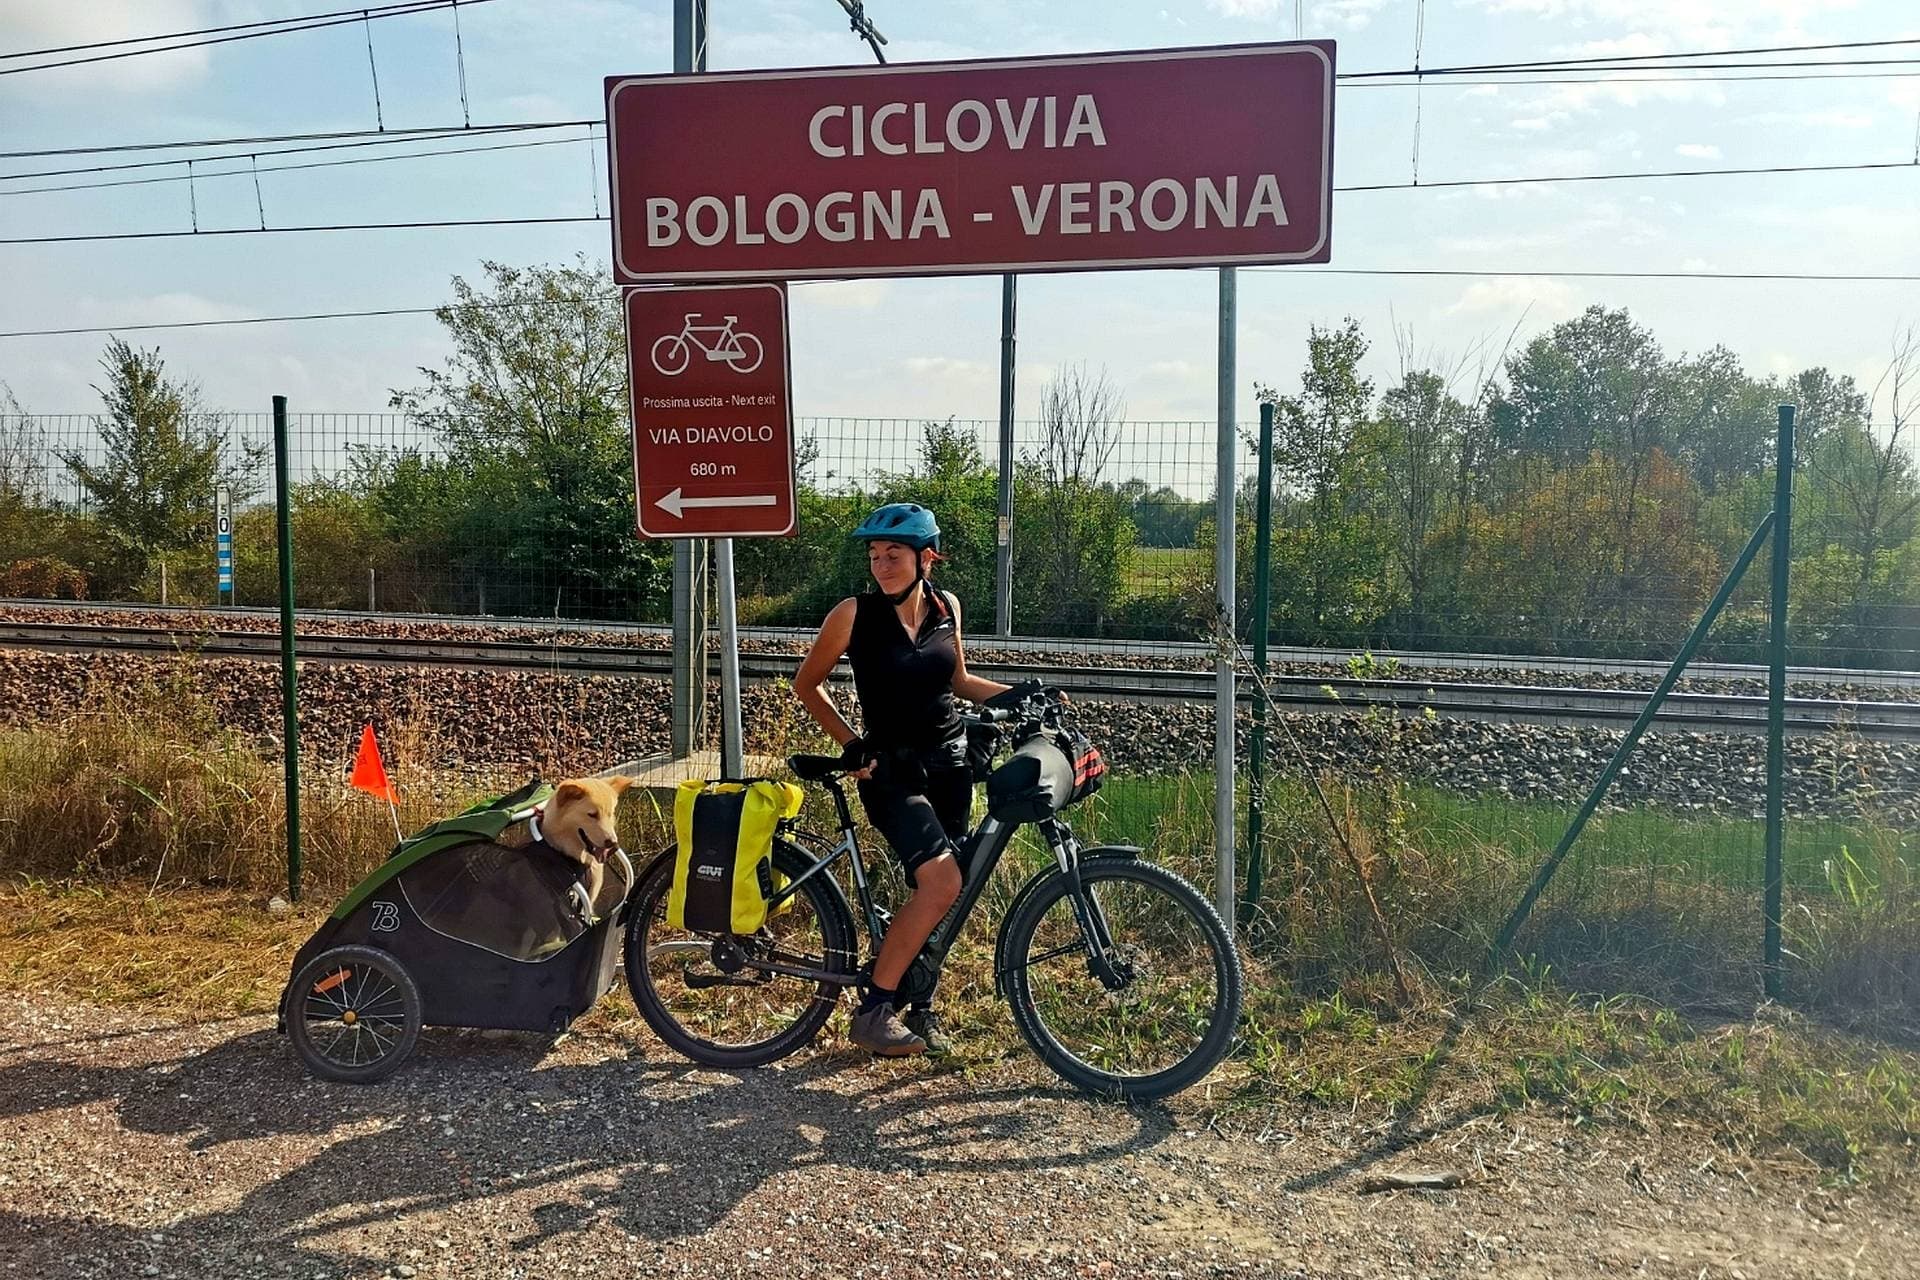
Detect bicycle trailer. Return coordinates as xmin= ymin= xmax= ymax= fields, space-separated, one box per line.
xmin=276 ymin=778 xmax=633 ymax=1083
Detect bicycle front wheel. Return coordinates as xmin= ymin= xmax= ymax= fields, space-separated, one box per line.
xmin=1000 ymin=857 xmax=1242 ymax=1100
xmin=625 ymin=840 xmax=856 ymax=1069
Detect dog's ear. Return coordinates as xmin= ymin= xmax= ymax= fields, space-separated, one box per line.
xmin=606 ymin=775 xmax=634 ymax=795
xmin=551 ymin=781 xmax=586 ymax=806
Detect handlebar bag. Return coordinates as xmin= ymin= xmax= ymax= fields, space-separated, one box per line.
xmin=1060 ymin=726 xmax=1107 ymax=805
xmin=986 ymin=733 xmax=1077 ymax=822
xmin=668 ymin=779 xmax=803 ymax=934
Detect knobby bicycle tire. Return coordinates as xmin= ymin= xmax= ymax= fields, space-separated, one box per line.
xmin=625 ymin=841 xmax=857 ymax=1069
xmin=1000 ymin=857 xmax=1242 ymax=1101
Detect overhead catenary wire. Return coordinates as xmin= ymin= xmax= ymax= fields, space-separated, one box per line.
xmin=4 ymin=262 xmax=1920 ymax=341
xmin=1343 ymin=36 xmax=1920 ymax=79
xmin=0 ymin=117 xmax=591 ymax=167
xmin=0 ymin=0 xmax=501 ymax=79
xmin=0 ymin=0 xmax=493 ymax=61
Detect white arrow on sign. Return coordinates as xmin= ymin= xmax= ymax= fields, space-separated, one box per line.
xmin=654 ymin=487 xmax=778 ymax=519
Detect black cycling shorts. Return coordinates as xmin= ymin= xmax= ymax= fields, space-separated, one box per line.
xmin=857 ymin=752 xmax=971 ymax=885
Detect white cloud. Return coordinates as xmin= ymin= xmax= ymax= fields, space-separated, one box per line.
xmin=1443 ymin=277 xmax=1583 ymax=324
xmin=71 ymin=293 xmax=253 ymax=328
xmin=1208 ymin=0 xmax=1385 ymax=28
xmin=1675 ymin=143 xmax=1722 ymax=159
xmin=798 ymin=280 xmax=892 ymax=311
xmin=902 ymin=356 xmax=991 ymax=383
xmin=1735 ymin=109 xmax=1876 ymax=129
xmin=1459 ymin=1 xmax=1858 ymax=49
xmin=0 ymin=0 xmax=211 ymax=94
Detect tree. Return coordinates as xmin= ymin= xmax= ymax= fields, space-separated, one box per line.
xmin=1455 ymin=450 xmax=1719 ymax=656
xmin=58 ymin=338 xmax=263 ymax=593
xmin=1797 ymin=330 xmax=1920 ymax=662
xmin=0 ymin=382 xmax=43 ymax=504
xmin=1493 ymin=307 xmax=1670 ymax=462
xmin=1257 ymin=319 xmax=1390 ymax=642
xmin=1373 ymin=367 xmax=1469 ymax=644
xmin=1666 ymin=345 xmax=1777 ymax=491
xmin=388 ymin=258 xmax=669 ymax=618
xmin=1016 ymin=365 xmax=1135 ymax=633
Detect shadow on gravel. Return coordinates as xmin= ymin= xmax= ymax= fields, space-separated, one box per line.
xmin=2 ymin=1016 xmax=1174 ymax=1276
xmin=1280 ymin=1010 xmax=1473 ymax=1195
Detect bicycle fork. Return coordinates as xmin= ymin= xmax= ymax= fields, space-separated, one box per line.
xmin=1040 ymin=821 xmax=1132 ymax=990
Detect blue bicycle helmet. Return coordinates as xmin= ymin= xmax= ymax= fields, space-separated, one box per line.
xmin=850 ymin=502 xmax=940 ymax=552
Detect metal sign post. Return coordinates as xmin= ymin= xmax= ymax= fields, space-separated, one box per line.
xmin=1214 ymin=267 xmax=1237 ymax=924
xmin=668 ymin=0 xmax=711 ymax=764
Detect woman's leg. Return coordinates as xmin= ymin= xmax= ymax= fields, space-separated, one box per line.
xmin=871 ymin=851 xmax=961 ymax=988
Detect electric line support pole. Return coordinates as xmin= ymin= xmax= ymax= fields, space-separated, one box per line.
xmin=272 ymin=395 xmax=302 ymax=901
xmin=995 ymin=275 xmax=1017 ymax=637
xmin=1764 ymin=403 xmax=1795 ymax=998
xmin=1214 ymin=267 xmax=1237 ymax=931
xmin=670 ymin=0 xmax=713 ymax=763
xmin=1242 ymin=400 xmax=1274 ymax=925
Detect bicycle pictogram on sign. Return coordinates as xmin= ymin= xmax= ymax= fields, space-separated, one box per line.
xmin=650 ymin=313 xmax=764 ymax=376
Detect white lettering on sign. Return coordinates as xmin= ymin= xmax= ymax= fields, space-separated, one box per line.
xmin=646 ymin=424 xmax=779 ymax=446
xmin=646 ymin=189 xmax=952 ymax=247
xmin=807 ymin=94 xmax=1107 ymax=158
xmin=1013 ymin=176 xmax=1287 ymax=235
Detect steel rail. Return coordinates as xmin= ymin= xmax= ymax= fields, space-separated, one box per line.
xmin=3 ymin=597 xmax=1916 ymax=689
xmin=6 ymin=620 xmax=1918 ymax=740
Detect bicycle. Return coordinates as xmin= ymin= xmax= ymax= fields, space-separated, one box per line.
xmin=622 ymin=691 xmax=1243 ymax=1100
xmin=649 ymin=313 xmax=765 ymax=376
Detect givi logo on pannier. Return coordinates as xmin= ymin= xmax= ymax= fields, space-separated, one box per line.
xmin=625 ymin=283 xmax=796 ymax=539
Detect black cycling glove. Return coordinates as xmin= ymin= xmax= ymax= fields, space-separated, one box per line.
xmin=985 ymin=679 xmax=1047 ymax=711
xmin=838 ymin=735 xmax=877 ymax=769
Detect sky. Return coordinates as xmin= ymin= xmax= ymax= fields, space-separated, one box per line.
xmin=1 ymin=0 xmax=1917 ymax=429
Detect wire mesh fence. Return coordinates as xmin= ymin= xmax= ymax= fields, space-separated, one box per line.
xmin=2 ymin=405 xmax=1917 ymax=1008
xmin=4 ymin=408 xmax=1914 ymax=669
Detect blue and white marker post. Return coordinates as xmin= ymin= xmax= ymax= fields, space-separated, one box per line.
xmin=215 ymin=485 xmax=233 ymax=604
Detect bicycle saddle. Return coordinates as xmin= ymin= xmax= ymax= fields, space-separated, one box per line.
xmin=788 ymin=754 xmax=845 ymax=781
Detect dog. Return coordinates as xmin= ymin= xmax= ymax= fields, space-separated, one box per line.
xmin=534 ymin=776 xmax=636 ymax=919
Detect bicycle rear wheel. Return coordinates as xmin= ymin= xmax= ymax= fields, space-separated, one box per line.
xmin=1000 ymin=857 xmax=1241 ymax=1100
xmin=624 ymin=840 xmax=856 ymax=1068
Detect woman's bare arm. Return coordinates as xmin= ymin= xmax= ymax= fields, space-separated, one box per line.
xmin=794 ymin=598 xmax=861 ymax=746
xmin=944 ymin=593 xmax=1012 ymax=705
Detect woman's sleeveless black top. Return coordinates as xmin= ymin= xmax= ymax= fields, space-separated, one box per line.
xmin=847 ymin=585 xmax=963 ymax=751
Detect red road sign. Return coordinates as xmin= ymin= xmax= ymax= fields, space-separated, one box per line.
xmin=626 ymin=283 xmax=795 ymax=539
xmin=604 ymin=42 xmax=1333 ymax=283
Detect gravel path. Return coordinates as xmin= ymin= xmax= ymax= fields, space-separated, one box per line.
xmin=3 ymin=991 xmax=1913 ymax=1280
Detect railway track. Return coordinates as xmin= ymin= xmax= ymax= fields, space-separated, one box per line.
xmin=7 ymin=619 xmax=1919 ymax=741
xmin=8 ymin=596 xmax=1920 ymax=688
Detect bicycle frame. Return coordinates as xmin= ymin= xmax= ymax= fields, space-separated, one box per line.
xmin=755 ymin=771 xmax=1120 ymax=989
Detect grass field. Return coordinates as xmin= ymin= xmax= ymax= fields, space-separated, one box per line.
xmin=1123 ymin=545 xmax=1205 ymax=595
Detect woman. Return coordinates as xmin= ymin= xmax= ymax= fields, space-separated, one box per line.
xmin=792 ymin=503 xmax=1014 ymax=1057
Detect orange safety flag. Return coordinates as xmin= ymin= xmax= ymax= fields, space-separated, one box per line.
xmin=349 ymin=724 xmax=397 ymax=805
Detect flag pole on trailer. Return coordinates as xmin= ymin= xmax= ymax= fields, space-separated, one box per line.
xmin=351 ymin=723 xmax=404 ymax=844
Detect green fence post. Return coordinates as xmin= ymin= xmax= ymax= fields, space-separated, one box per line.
xmin=273 ymin=395 xmax=302 ymax=902
xmin=1764 ymin=403 xmax=1795 ymax=999
xmin=1241 ymin=401 xmax=1275 ymax=924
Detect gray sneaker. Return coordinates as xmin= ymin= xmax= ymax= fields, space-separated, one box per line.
xmin=902 ymin=1007 xmax=951 ymax=1056
xmin=850 ymin=1001 xmax=926 ymax=1057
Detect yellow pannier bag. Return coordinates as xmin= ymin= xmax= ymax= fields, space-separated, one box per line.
xmin=668 ymin=779 xmax=804 ymax=934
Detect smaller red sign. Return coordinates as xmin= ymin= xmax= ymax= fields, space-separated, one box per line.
xmin=626 ymin=283 xmax=795 ymax=539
